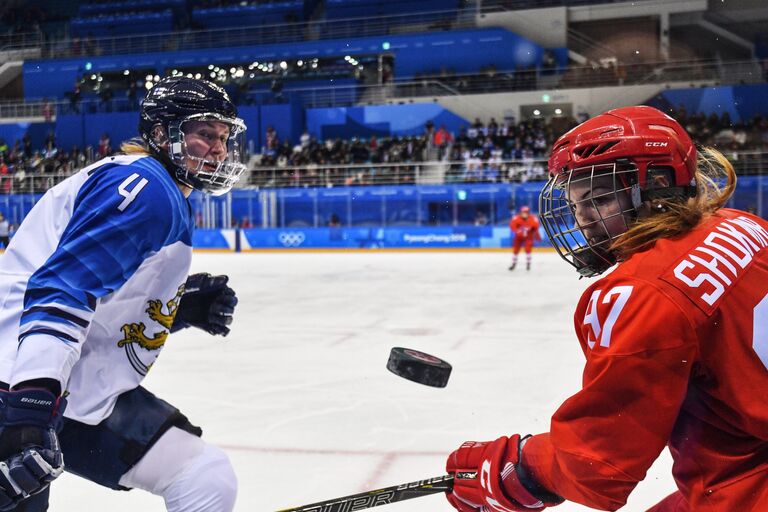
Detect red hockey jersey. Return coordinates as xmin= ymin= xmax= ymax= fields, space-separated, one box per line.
xmin=510 ymin=215 xmax=541 ymax=241
xmin=523 ymin=208 xmax=768 ymax=511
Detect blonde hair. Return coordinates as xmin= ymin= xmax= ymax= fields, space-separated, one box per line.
xmin=119 ymin=140 xmax=152 ymax=155
xmin=611 ymin=146 xmax=737 ymax=259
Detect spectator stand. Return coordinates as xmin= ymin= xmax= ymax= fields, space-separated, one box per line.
xmin=13 ymin=2 xmax=480 ymax=59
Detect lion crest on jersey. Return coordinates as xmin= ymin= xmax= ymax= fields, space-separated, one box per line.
xmin=117 ymin=284 xmax=185 ymax=375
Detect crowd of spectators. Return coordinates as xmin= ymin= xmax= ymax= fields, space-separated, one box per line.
xmin=0 ymin=133 xmax=102 ymax=195
xmin=667 ymin=107 xmax=768 ymax=153
xmin=1 ymin=110 xmax=767 ymax=195
xmin=252 ymin=116 xmax=579 ymax=187
xmin=673 ymin=109 xmax=768 ymax=176
xmin=252 ymin=111 xmax=768 ymax=187
xmin=445 ymin=116 xmax=578 ymax=182
xmin=253 ymin=125 xmax=430 ymax=187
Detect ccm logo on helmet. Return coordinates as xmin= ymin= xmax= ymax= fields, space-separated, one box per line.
xmin=645 ymin=142 xmax=669 ymax=147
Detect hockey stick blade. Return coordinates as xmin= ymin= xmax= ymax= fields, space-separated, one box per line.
xmin=276 ymin=474 xmax=455 ymax=512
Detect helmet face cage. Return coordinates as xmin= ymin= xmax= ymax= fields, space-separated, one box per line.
xmin=139 ymin=76 xmax=248 ymax=195
xmin=166 ymin=113 xmax=247 ymax=196
xmin=539 ymin=162 xmax=640 ymax=277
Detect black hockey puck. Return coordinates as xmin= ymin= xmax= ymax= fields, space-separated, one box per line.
xmin=386 ymin=347 xmax=452 ymax=388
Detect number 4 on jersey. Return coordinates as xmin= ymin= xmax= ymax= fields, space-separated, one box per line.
xmin=117 ymin=173 xmax=149 ymax=212
xmin=583 ymin=286 xmax=634 ymax=349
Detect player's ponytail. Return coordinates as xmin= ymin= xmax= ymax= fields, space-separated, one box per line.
xmin=610 ymin=146 xmax=737 ymax=260
xmin=119 ymin=138 xmax=152 ymax=156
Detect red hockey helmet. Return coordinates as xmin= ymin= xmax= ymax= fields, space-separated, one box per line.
xmin=519 ymin=206 xmax=531 ymax=214
xmin=539 ymin=106 xmax=698 ymax=277
xmin=548 ymin=106 xmax=696 ymax=191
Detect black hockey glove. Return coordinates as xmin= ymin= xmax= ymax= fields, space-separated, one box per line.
xmin=0 ymin=388 xmax=66 ymax=511
xmin=172 ymin=273 xmax=238 ymax=337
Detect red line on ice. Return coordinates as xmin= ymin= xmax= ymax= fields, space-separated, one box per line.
xmin=218 ymin=444 xmax=443 ymax=457
xmin=359 ymin=452 xmax=398 ymax=491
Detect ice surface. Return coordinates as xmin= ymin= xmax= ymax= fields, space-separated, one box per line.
xmin=49 ymin=251 xmax=675 ymax=511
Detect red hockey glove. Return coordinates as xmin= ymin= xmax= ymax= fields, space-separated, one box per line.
xmin=446 ymin=435 xmax=563 ymax=512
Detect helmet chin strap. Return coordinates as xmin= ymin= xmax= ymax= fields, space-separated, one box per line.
xmin=573 ymin=245 xmax=616 ymax=278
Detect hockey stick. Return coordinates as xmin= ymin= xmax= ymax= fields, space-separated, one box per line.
xmin=276 ymin=473 xmax=458 ymax=511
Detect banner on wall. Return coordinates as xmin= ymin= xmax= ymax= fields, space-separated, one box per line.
xmin=192 ymin=226 xmax=550 ymax=250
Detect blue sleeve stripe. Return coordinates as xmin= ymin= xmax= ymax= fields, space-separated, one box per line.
xmin=19 ymin=319 xmax=82 ymax=341
xmin=24 ymin=287 xmax=96 ymax=312
xmin=19 ymin=328 xmax=80 ymax=344
xmin=22 ymin=306 xmax=90 ymax=328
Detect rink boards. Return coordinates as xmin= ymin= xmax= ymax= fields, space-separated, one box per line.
xmin=193 ymin=226 xmax=552 ymax=251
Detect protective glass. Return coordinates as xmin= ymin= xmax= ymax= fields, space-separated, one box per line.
xmin=539 ymin=162 xmax=639 ymax=277
xmin=167 ymin=113 xmax=247 ymax=195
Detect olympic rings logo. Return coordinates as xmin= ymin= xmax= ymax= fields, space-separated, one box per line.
xmin=278 ymin=231 xmax=306 ymax=247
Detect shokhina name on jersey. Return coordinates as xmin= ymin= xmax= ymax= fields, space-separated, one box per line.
xmin=663 ymin=216 xmax=768 ymax=312
xmin=0 ymin=154 xmax=194 ymax=424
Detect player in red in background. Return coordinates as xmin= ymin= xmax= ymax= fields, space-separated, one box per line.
xmin=508 ymin=206 xmax=541 ymax=271
xmin=445 ymin=106 xmax=768 ymax=512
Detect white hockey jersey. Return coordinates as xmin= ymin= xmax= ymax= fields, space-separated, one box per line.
xmin=0 ymin=154 xmax=194 ymax=424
